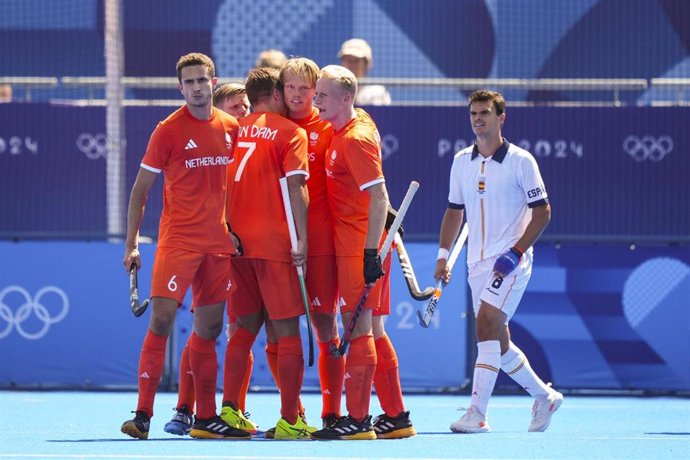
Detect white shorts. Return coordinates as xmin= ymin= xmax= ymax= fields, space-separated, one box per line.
xmin=467 ymin=250 xmax=533 ymax=324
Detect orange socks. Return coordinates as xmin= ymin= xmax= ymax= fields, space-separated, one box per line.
xmin=374 ymin=334 xmax=405 ymax=417
xmin=222 ymin=327 xmax=256 ymax=408
xmin=318 ymin=338 xmax=345 ymax=418
xmin=136 ymin=330 xmax=167 ymax=417
xmin=266 ymin=341 xmax=305 ymax=416
xmin=188 ymin=333 xmax=219 ymax=420
xmin=278 ymin=336 xmax=304 ymax=424
xmin=344 ymin=334 xmax=377 ymax=421
xmin=175 ymin=343 xmax=195 ymax=414
xmin=265 ymin=341 xmax=280 ymax=386
xmin=237 ymin=351 xmax=254 ymax=412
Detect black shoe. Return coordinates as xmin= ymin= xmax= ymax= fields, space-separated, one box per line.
xmin=163 ymin=406 xmax=193 ymax=436
xmin=189 ymin=416 xmax=251 ymax=440
xmin=311 ymin=415 xmax=376 ymax=440
xmin=322 ymin=413 xmax=340 ymax=429
xmin=373 ymin=411 xmax=417 ymax=439
xmin=121 ymin=411 xmax=150 ymax=440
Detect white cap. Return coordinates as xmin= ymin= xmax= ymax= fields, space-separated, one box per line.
xmin=338 ymin=38 xmax=372 ymax=61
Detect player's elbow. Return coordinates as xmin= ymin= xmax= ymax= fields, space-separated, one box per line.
xmin=535 ymin=203 xmax=551 ymax=227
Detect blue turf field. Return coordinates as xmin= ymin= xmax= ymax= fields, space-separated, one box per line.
xmin=1 ymin=391 xmax=688 ymax=459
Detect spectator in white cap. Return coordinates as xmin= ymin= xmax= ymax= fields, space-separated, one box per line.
xmin=338 ymin=38 xmax=391 ymax=106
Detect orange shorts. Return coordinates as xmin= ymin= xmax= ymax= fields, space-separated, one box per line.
xmin=373 ymin=259 xmax=391 ymax=317
xmin=151 ymin=247 xmax=231 ymax=308
xmin=306 ymin=254 xmax=338 ymax=314
xmin=336 ymin=251 xmax=392 ymax=314
xmin=228 ymin=257 xmax=304 ymax=321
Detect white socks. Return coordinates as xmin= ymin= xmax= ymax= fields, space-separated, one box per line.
xmin=470 ymin=340 xmax=501 ymax=416
xmin=500 ymin=341 xmax=551 ymax=398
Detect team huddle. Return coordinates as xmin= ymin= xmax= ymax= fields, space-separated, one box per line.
xmin=121 ymin=51 xmax=562 ymax=441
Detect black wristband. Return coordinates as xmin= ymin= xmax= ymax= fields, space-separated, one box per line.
xmin=364 ymin=248 xmax=378 ymax=257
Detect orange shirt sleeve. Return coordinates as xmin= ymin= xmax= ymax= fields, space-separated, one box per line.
xmin=343 ymin=135 xmax=384 ymax=190
xmin=141 ymin=122 xmax=171 ymax=172
xmin=283 ymin=126 xmax=309 ymax=177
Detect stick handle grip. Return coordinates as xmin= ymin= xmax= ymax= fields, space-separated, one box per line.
xmin=279 ymin=177 xmax=304 ymax=276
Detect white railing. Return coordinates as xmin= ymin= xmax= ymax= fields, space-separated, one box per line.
xmin=2 ymin=76 xmax=689 ymax=105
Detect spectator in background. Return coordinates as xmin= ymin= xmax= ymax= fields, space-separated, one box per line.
xmin=254 ymin=48 xmax=288 ymax=70
xmin=0 ymin=84 xmax=12 ymax=103
xmin=213 ymin=82 xmax=251 ymax=118
xmin=338 ymin=38 xmax=391 ymax=106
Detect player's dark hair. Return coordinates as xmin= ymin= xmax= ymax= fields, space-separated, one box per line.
xmin=245 ymin=67 xmax=282 ymax=106
xmin=176 ymin=53 xmax=215 ymax=83
xmin=468 ymin=90 xmax=505 ymax=115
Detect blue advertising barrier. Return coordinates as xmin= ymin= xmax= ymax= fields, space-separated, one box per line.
xmin=173 ymin=242 xmax=470 ymax=391
xmin=2 ymin=241 xmax=688 ymax=392
xmin=1 ymin=104 xmax=688 ymax=241
xmin=0 ymin=241 xmax=152 ymax=387
xmin=506 ymin=243 xmax=690 ymax=392
xmin=0 ymin=241 xmax=469 ymax=391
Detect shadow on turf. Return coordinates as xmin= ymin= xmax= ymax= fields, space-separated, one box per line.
xmin=48 ymin=438 xmax=193 ymax=442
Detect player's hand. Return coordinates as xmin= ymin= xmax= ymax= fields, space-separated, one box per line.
xmin=363 ymin=248 xmax=385 ymax=284
xmin=434 ymin=258 xmax=451 ymax=284
xmin=493 ymin=247 xmax=522 ymax=277
xmin=123 ymin=247 xmax=141 ymax=272
xmin=385 ymin=206 xmax=404 ymax=238
xmin=292 ymin=239 xmax=307 ymax=267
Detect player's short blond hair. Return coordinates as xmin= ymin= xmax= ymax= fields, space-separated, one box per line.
xmin=279 ymin=57 xmax=319 ymax=88
xmin=319 ymin=65 xmax=358 ymax=97
xmin=213 ymin=82 xmax=246 ymax=107
xmin=176 ymin=53 xmax=215 ymax=83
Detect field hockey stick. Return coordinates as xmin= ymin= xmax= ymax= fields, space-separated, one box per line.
xmin=279 ymin=177 xmax=315 ymax=367
xmin=129 ymin=263 xmax=150 ymax=318
xmin=331 ymin=180 xmax=419 ymax=358
xmin=417 ymin=222 xmax=468 ymax=328
xmin=394 ymin=233 xmax=435 ymax=301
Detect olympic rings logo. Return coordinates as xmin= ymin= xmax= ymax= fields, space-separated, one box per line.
xmin=0 ymin=286 xmax=69 ymax=340
xmin=622 ymin=135 xmax=673 ymax=162
xmin=76 ymin=133 xmax=107 ymax=160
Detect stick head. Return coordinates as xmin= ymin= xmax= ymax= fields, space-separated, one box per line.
xmin=131 ymin=298 xmax=150 ymax=317
xmin=329 ymin=341 xmax=343 ymax=358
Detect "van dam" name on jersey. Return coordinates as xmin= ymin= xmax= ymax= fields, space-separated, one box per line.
xmin=238 ymin=125 xmax=278 ymax=141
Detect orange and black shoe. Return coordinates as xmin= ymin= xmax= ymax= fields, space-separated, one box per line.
xmin=373 ymin=411 xmax=417 ymax=439
xmin=121 ymin=411 xmax=150 ymax=440
xmin=311 ymin=415 xmax=376 ymax=440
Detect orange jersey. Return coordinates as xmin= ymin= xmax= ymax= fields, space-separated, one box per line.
xmin=227 ymin=112 xmax=309 ymax=262
xmin=141 ymin=105 xmax=238 ymax=253
xmin=290 ymin=107 xmax=335 ymax=256
xmin=325 ymin=109 xmax=384 ymax=257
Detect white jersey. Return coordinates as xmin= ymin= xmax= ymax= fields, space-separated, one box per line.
xmin=447 ymin=139 xmax=548 ymax=265
xmin=355 ymin=84 xmax=391 ymax=106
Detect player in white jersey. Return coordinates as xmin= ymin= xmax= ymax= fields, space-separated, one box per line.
xmin=434 ymin=90 xmax=563 ymax=434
